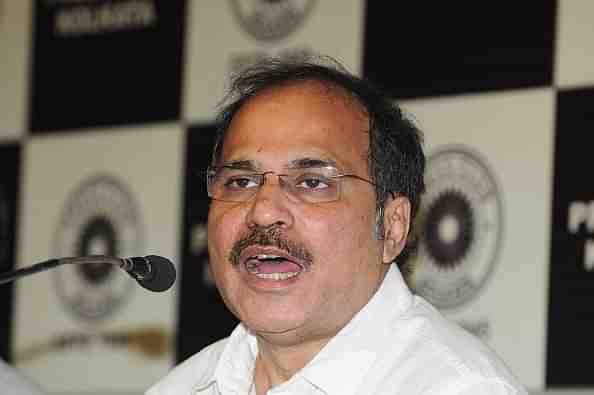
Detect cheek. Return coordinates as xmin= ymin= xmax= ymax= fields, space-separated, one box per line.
xmin=207 ymin=206 xmax=242 ymax=268
xmin=207 ymin=208 xmax=243 ymax=306
xmin=305 ymin=206 xmax=378 ymax=261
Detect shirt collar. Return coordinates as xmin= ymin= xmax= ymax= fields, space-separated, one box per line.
xmin=191 ymin=324 xmax=257 ymax=393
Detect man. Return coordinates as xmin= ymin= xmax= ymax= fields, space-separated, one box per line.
xmin=147 ymin=58 xmax=526 ymax=394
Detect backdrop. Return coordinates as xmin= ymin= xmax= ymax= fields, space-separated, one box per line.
xmin=1 ymin=1 xmax=593 ymax=394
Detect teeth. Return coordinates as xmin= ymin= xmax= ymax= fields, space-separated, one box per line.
xmin=254 ymin=272 xmax=300 ymax=280
xmin=255 ymin=254 xmax=282 ymax=260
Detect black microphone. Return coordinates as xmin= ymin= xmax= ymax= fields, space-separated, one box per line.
xmin=117 ymin=255 xmax=176 ymax=292
xmin=0 ymin=255 xmax=176 ymax=292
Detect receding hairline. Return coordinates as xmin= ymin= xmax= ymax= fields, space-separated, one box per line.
xmin=233 ymin=78 xmax=371 ymax=129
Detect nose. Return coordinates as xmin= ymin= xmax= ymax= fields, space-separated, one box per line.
xmin=245 ymin=175 xmax=294 ymax=229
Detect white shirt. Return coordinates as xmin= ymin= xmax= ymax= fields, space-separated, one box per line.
xmin=146 ymin=266 xmax=527 ymax=395
xmin=0 ymin=359 xmax=46 ymax=395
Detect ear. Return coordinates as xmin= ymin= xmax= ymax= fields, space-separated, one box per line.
xmin=382 ymin=195 xmax=411 ymax=264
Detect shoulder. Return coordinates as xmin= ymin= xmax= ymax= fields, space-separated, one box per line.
xmin=386 ymin=296 xmax=527 ymax=393
xmin=145 ymin=338 xmax=229 ymax=395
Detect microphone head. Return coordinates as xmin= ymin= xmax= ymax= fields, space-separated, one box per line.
xmin=139 ymin=255 xmax=176 ymax=292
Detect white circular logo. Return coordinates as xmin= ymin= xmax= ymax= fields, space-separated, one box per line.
xmin=229 ymin=0 xmax=316 ymax=42
xmin=53 ymin=175 xmax=144 ymax=321
xmin=410 ymin=147 xmax=503 ymax=310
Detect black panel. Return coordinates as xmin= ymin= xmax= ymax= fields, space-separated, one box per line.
xmin=547 ymin=87 xmax=594 ymax=386
xmin=176 ymin=125 xmax=238 ymax=363
xmin=363 ymin=2 xmax=557 ymax=99
xmin=29 ymin=0 xmax=186 ymax=133
xmin=0 ymin=144 xmax=21 ymax=361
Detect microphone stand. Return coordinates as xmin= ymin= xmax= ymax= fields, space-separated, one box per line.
xmin=0 ymin=256 xmax=125 ymax=285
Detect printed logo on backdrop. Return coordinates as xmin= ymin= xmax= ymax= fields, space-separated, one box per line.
xmin=48 ymin=0 xmax=157 ymax=37
xmin=410 ymin=147 xmax=503 ymax=317
xmin=568 ymin=201 xmax=594 ymax=271
xmin=547 ymin=88 xmax=594 ymax=385
xmin=32 ymin=0 xmax=183 ymax=132
xmin=227 ymin=0 xmax=319 ymax=77
xmin=229 ymin=0 xmax=316 ymax=42
xmin=53 ymin=174 xmax=144 ymax=322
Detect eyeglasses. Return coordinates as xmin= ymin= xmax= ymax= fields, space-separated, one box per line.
xmin=206 ymin=165 xmax=376 ymax=204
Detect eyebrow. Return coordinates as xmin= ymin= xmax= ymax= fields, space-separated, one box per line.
xmin=220 ymin=157 xmax=338 ymax=171
xmin=287 ymin=157 xmax=338 ymax=169
xmin=220 ymin=160 xmax=259 ymax=171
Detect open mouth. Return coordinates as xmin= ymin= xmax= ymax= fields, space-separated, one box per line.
xmin=242 ymin=251 xmax=306 ymax=281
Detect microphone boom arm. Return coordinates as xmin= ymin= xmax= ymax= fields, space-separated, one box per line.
xmin=0 ymin=258 xmax=62 ymax=285
xmin=0 ymin=255 xmax=174 ymax=292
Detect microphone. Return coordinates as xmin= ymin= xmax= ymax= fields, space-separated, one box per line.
xmin=117 ymin=255 xmax=176 ymax=292
xmin=0 ymin=255 xmax=176 ymax=292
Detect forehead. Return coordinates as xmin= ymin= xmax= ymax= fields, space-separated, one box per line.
xmin=220 ymin=81 xmax=370 ymax=171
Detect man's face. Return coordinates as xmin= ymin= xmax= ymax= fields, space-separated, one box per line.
xmin=207 ymin=81 xmax=390 ymax=345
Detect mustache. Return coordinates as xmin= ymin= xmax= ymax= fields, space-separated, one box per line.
xmin=229 ymin=226 xmax=313 ymax=268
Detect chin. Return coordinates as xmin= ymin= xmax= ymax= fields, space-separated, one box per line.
xmin=242 ymin=312 xmax=306 ymax=336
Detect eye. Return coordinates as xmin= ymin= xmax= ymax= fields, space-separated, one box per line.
xmin=224 ymin=175 xmax=259 ymax=190
xmin=295 ymin=175 xmax=331 ymax=190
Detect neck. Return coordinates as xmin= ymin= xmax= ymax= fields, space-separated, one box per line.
xmin=253 ymin=334 xmax=330 ymax=394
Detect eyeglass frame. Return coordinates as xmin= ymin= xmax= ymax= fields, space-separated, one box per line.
xmin=205 ymin=164 xmax=391 ymax=204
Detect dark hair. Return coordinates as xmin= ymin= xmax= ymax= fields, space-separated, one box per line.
xmin=212 ymin=56 xmax=425 ymax=264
